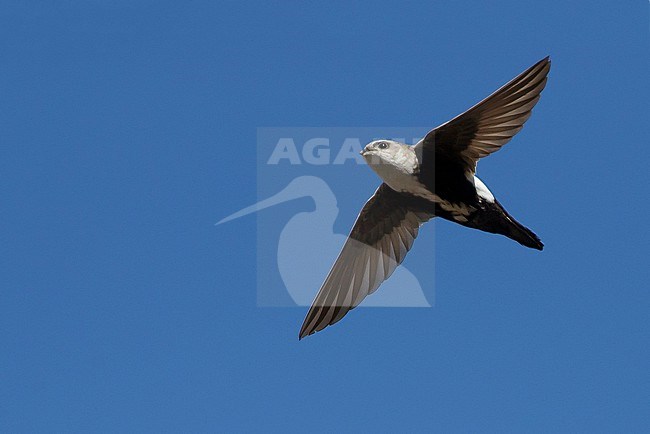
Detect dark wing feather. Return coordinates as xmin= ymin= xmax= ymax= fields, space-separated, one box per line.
xmin=298 ymin=184 xmax=434 ymax=339
xmin=415 ymin=57 xmax=551 ymax=173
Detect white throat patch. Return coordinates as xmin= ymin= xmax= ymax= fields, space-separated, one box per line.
xmin=364 ymin=144 xmax=423 ymax=196
xmin=364 ymin=144 xmax=494 ymax=222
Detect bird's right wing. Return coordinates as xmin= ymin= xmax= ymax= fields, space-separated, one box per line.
xmin=299 ymin=184 xmax=434 ymax=339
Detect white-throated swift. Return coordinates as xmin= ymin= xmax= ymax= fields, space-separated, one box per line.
xmin=300 ymin=57 xmax=550 ymax=339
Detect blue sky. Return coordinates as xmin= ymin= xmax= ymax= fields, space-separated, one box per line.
xmin=1 ymin=1 xmax=648 ymax=432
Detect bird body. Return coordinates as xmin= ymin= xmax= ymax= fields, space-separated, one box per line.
xmin=300 ymin=57 xmax=551 ymax=339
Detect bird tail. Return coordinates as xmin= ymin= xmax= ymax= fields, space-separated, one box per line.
xmin=467 ymin=200 xmax=544 ymax=250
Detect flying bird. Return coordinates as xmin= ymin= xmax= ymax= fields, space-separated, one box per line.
xmin=300 ymin=57 xmax=550 ymax=339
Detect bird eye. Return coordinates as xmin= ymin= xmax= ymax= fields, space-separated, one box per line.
xmin=377 ymin=142 xmax=389 ymax=149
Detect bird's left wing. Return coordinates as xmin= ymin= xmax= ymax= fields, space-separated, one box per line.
xmin=299 ymin=183 xmax=434 ymax=339
xmin=415 ymin=57 xmax=551 ymax=174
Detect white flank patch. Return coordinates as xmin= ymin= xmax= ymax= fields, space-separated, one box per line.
xmin=474 ymin=176 xmax=495 ymax=203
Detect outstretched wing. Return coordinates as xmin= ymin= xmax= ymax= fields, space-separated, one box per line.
xmin=299 ymin=184 xmax=434 ymax=339
xmin=416 ymin=57 xmax=551 ymax=174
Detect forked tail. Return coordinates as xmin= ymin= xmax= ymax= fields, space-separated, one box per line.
xmin=466 ymin=200 xmax=543 ymax=250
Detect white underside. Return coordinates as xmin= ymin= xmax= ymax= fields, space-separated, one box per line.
xmin=366 ymin=153 xmax=496 ymax=223
xmin=473 ymin=176 xmax=495 ymax=203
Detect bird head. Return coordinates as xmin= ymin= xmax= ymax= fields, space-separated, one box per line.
xmin=360 ymin=140 xmax=418 ymax=174
xmin=360 ymin=140 xmax=404 ymax=166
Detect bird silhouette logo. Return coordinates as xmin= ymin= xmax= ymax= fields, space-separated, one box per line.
xmin=218 ymin=175 xmax=431 ymax=308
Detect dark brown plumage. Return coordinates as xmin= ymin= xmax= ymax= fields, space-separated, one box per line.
xmin=299 ymin=57 xmax=550 ymax=339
